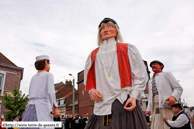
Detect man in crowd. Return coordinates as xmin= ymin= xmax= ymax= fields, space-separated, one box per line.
xmin=53 ymin=116 xmax=62 ymax=129
xmin=189 ymin=107 xmax=194 ymax=129
xmin=12 ymin=115 xmax=18 ymax=122
xmin=61 ymin=115 xmax=66 ymax=129
xmin=8 ymin=115 xmax=18 ymax=129
xmin=163 ymin=103 xmax=191 ymax=129
xmin=65 ymin=114 xmax=69 ymax=129
xmin=81 ymin=114 xmax=87 ymax=129
xmin=145 ymin=60 xmax=183 ymax=129
xmin=71 ymin=115 xmax=81 ymax=129
xmin=85 ymin=113 xmax=89 ymax=124
xmin=61 ymin=115 xmax=65 ymax=121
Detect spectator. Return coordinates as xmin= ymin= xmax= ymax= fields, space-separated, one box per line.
xmin=71 ymin=115 xmax=81 ymax=129
xmin=163 ymin=103 xmax=191 ymax=129
xmin=19 ymin=116 xmax=23 ymax=121
xmin=12 ymin=115 xmax=18 ymax=122
xmin=61 ymin=115 xmax=66 ymax=129
xmin=189 ymin=107 xmax=194 ymax=129
xmin=65 ymin=114 xmax=70 ymax=129
xmin=9 ymin=115 xmax=18 ymax=129
xmin=81 ymin=114 xmax=87 ymax=129
xmin=53 ymin=116 xmax=62 ymax=129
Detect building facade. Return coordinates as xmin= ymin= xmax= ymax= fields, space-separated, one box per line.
xmin=0 ymin=53 xmax=23 ymax=118
xmin=55 ymin=81 xmax=78 ymax=115
xmin=77 ymin=70 xmax=94 ymax=116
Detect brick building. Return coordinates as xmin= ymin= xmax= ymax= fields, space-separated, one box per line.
xmin=54 ymin=81 xmax=64 ymax=93
xmin=65 ymin=90 xmax=79 ymax=115
xmin=77 ymin=61 xmax=150 ymax=115
xmin=77 ymin=70 xmax=94 ymax=116
xmin=0 ymin=52 xmax=23 ymax=118
xmin=55 ymin=81 xmax=78 ymax=115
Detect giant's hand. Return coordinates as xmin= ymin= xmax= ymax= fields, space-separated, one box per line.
xmin=53 ymin=108 xmax=60 ymax=118
xmin=166 ymin=96 xmax=176 ymax=106
xmin=145 ymin=111 xmax=151 ymax=115
xmin=124 ymin=97 xmax=136 ymax=111
xmin=90 ymin=89 xmax=103 ymax=102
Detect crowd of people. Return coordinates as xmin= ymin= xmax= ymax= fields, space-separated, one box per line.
xmin=54 ymin=113 xmax=89 ymax=129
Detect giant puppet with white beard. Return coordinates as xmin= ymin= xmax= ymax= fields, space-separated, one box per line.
xmin=84 ymin=18 xmax=149 ymax=129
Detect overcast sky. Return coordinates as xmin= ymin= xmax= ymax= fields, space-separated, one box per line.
xmin=0 ymin=0 xmax=194 ymax=106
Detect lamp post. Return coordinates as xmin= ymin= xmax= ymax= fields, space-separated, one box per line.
xmin=69 ymin=73 xmax=75 ymax=114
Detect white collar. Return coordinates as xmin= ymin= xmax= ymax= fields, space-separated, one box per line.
xmin=175 ymin=110 xmax=183 ymax=116
xmin=102 ymin=38 xmax=116 ymax=44
xmin=100 ymin=38 xmax=116 ymax=52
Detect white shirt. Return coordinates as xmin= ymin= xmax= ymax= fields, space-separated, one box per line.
xmin=28 ymin=71 xmax=57 ymax=122
xmin=167 ymin=111 xmax=189 ymax=128
xmin=146 ymin=72 xmax=183 ymax=112
xmin=189 ymin=111 xmax=194 ymax=120
xmin=84 ymin=38 xmax=148 ymax=115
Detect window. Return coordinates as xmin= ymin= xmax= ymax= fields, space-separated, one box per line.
xmin=0 ymin=71 xmax=6 ymax=95
xmin=0 ymin=73 xmax=3 ymax=90
xmin=60 ymin=99 xmax=63 ymax=105
xmin=57 ymin=98 xmax=66 ymax=106
xmin=63 ymin=98 xmax=66 ymax=104
xmin=58 ymin=99 xmax=60 ymax=106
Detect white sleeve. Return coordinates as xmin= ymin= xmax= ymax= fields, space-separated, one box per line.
xmin=146 ymin=80 xmax=152 ymax=111
xmin=83 ymin=54 xmax=96 ymax=100
xmin=127 ymin=44 xmax=148 ymax=99
xmin=166 ymin=72 xmax=183 ymax=100
xmin=47 ymin=73 xmax=58 ymax=107
xmin=83 ymin=53 xmax=91 ymax=89
xmin=167 ymin=114 xmax=189 ymax=128
xmin=193 ymin=112 xmax=194 ymax=119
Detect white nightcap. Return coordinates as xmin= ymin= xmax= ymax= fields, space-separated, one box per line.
xmin=36 ymin=55 xmax=50 ymax=61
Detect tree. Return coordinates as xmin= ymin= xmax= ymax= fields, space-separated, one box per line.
xmin=3 ymin=86 xmax=29 ymax=121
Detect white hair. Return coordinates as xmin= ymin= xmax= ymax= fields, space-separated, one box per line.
xmin=97 ymin=21 xmax=123 ymax=46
